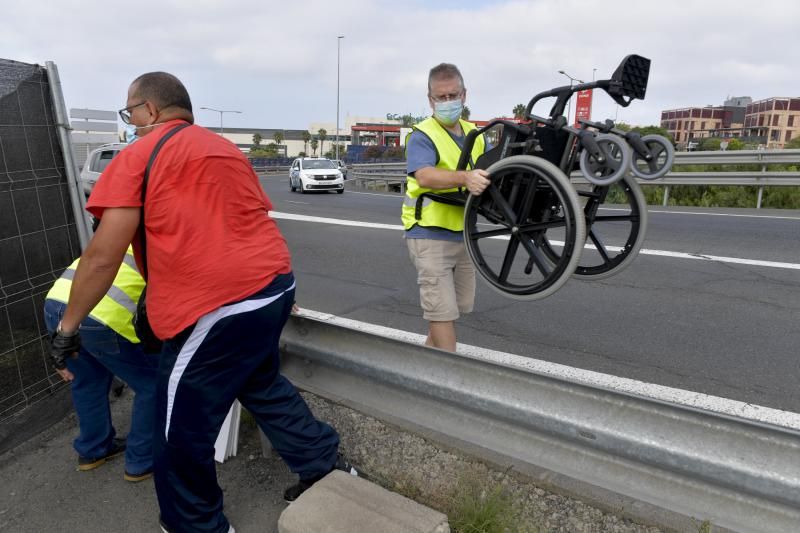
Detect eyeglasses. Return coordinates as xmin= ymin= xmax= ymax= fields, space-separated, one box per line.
xmin=118 ymin=102 xmax=147 ymax=124
xmin=430 ymin=92 xmax=463 ymax=103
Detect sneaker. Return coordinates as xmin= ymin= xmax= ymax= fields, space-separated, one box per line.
xmin=334 ymin=454 xmax=359 ymax=477
xmin=283 ymin=453 xmax=358 ymax=503
xmin=77 ymin=437 xmax=126 ymax=471
xmin=124 ymin=467 xmax=153 ymax=482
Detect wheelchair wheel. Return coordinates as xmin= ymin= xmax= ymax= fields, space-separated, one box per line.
xmin=578 ymin=133 xmax=631 ymax=186
xmin=463 ymin=155 xmax=585 ymax=300
xmin=539 ymin=174 xmax=648 ymax=279
xmin=630 ymin=134 xmax=675 ymax=180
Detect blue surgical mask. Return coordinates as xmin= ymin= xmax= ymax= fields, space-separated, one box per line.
xmin=125 ymin=123 xmax=138 ymax=143
xmin=433 ymin=99 xmax=463 ymax=126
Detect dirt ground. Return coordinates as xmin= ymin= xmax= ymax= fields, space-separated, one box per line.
xmin=0 ymin=390 xmax=294 ymax=533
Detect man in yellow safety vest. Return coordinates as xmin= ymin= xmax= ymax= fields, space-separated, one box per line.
xmin=402 ymin=63 xmax=490 ymax=352
xmin=44 ymin=246 xmax=158 ymax=482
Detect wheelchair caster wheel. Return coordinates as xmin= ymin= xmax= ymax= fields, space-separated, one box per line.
xmin=463 ymin=155 xmax=585 ymax=300
xmin=630 ymin=134 xmax=675 ymax=180
xmin=579 ymin=133 xmax=631 ymax=186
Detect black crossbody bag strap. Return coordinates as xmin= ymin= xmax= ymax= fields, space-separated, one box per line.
xmin=138 ymin=123 xmax=190 ymax=280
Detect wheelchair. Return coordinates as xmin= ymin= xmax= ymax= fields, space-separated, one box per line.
xmin=411 ymin=54 xmax=674 ymax=300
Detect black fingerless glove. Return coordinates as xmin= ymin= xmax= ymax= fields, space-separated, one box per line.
xmin=50 ymin=329 xmax=80 ymax=370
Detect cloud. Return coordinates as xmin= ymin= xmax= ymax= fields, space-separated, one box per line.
xmin=1 ymin=0 xmax=797 ymax=129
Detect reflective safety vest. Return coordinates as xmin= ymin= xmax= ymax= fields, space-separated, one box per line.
xmin=46 ymin=247 xmax=144 ymax=343
xmin=402 ymin=117 xmax=486 ymax=232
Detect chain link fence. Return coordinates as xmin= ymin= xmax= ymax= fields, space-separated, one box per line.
xmin=1 ymin=58 xmax=82 ymax=422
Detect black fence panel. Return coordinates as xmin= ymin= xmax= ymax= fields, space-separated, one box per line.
xmin=0 ymin=59 xmax=80 ymax=421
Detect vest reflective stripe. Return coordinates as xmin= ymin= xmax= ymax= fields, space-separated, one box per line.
xmin=402 ymin=117 xmax=486 ymax=232
xmin=46 ymin=248 xmax=144 ymax=343
xmin=60 ymin=269 xmax=137 ymax=314
xmin=121 ymin=253 xmax=140 ymax=273
xmin=403 ymin=195 xmax=433 ymax=209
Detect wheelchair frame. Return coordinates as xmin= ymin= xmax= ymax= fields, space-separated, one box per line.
xmin=411 ymin=55 xmax=674 ymax=300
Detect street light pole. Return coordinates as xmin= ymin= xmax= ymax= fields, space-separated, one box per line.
xmin=557 ymin=70 xmax=583 ymax=125
xmin=199 ymin=107 xmax=242 ymax=138
xmin=336 ymin=35 xmax=344 ymax=161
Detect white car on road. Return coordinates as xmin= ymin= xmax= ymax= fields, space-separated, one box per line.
xmin=289 ymin=158 xmax=344 ymax=194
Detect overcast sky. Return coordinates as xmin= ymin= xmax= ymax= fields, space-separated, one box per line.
xmin=2 ymin=0 xmax=798 ymax=131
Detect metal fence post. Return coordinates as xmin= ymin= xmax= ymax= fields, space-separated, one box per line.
xmin=46 ymin=61 xmax=92 ymax=249
xmin=662 ymin=186 xmax=670 ymax=206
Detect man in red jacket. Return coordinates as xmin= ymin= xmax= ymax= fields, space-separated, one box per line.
xmin=50 ymin=72 xmax=352 ymax=533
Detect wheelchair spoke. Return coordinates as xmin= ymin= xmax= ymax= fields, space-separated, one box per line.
xmin=588 ymin=228 xmax=612 ymax=264
xmin=488 ymin=183 xmax=519 ymax=224
xmin=518 ymin=217 xmax=567 ymax=233
xmin=506 ymin=173 xmax=523 ymax=210
xmin=499 ymin=237 xmax=521 ymax=282
xmin=515 ymin=175 xmax=539 ymax=224
xmin=517 ymin=233 xmax=552 ymax=277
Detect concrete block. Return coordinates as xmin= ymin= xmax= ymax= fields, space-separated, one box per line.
xmin=278 ymin=470 xmax=449 ymax=533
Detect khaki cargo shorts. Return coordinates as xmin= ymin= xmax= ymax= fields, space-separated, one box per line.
xmin=406 ymin=238 xmax=476 ymax=322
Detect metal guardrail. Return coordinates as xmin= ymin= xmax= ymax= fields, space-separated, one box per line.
xmin=280 ymin=313 xmax=800 ymax=533
xmin=348 ymin=150 xmax=800 ymax=206
xmin=253 ymin=165 xmax=290 ymax=174
xmin=348 ymin=163 xmax=406 ymax=194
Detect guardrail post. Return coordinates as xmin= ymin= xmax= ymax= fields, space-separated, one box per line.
xmin=662 ymin=186 xmax=670 ymax=206
xmin=757 ymin=152 xmax=766 ymax=209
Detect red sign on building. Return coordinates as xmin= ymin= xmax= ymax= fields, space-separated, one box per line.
xmin=574 ymin=89 xmax=593 ymax=127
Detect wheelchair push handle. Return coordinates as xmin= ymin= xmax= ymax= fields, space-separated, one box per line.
xmin=524 ymin=54 xmax=651 ymax=121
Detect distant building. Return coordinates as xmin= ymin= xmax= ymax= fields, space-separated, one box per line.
xmin=742 ymin=97 xmax=800 ymax=148
xmin=661 ymin=95 xmax=800 ymax=149
xmin=660 ymin=103 xmax=746 ymax=149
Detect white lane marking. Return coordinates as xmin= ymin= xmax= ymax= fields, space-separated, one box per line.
xmin=274 ymin=210 xmax=798 ymax=269
xmin=272 ymin=211 xmax=403 ymax=231
xmin=298 ymin=309 xmax=800 ymax=431
xmin=270 ymin=211 xmax=800 ymax=271
xmin=601 ymin=207 xmax=800 ymax=221
xmin=286 ymin=201 xmax=310 ymax=205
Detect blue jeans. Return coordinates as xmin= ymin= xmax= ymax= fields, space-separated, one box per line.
xmin=44 ymin=299 xmax=159 ymax=474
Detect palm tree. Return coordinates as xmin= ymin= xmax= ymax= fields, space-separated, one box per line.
xmin=512 ymin=103 xmax=526 ymax=119
xmin=252 ymin=133 xmax=262 ymax=147
xmin=310 ymin=138 xmax=319 ymax=156
xmin=461 ymin=106 xmax=471 ymax=121
xmin=302 ymin=131 xmax=311 ymax=155
xmin=317 ymin=128 xmax=327 ymax=157
xmin=273 ymin=130 xmax=284 ymax=146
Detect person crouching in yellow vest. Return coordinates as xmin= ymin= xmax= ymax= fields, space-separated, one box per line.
xmin=44 ymin=246 xmax=158 ymax=482
xmin=402 ymin=63 xmax=490 ymax=352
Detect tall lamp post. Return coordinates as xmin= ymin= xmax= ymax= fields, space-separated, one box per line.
xmin=336 ymin=35 xmax=344 ymax=161
xmin=199 ymin=107 xmax=242 ymax=137
xmin=557 ymin=70 xmax=583 ymax=125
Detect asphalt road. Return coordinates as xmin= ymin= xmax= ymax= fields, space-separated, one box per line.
xmin=260 ymin=174 xmax=800 ymax=413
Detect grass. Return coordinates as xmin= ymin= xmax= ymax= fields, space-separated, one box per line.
xmin=698 ymin=519 xmax=713 ymax=533
xmin=445 ymin=470 xmax=529 ymax=533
